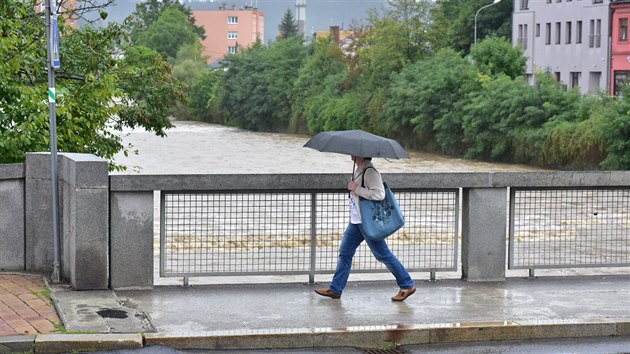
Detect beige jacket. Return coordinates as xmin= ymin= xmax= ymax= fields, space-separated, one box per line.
xmin=351 ymin=161 xmax=385 ymax=222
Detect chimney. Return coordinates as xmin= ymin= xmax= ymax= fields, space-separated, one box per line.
xmin=296 ymin=0 xmax=306 ymax=35
xmin=330 ymin=25 xmax=340 ymax=44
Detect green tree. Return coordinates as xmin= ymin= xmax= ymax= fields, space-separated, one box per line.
xmin=384 ymin=49 xmax=480 ymax=154
xmin=172 ymin=42 xmax=209 ymax=86
xmin=278 ymin=7 xmax=299 ymax=39
xmin=471 ymin=37 xmax=526 ymax=79
xmin=135 ymin=7 xmax=198 ymax=61
xmin=129 ymin=0 xmax=205 ymax=44
xmin=219 ymin=38 xmax=308 ymax=131
xmin=167 ymin=41 xmax=211 ymax=120
xmin=291 ymin=37 xmax=348 ymax=133
xmin=0 ymin=0 xmax=185 ymax=168
xmin=599 ymin=91 xmax=630 ymax=169
xmin=432 ymin=0 xmax=512 ymax=55
xmin=189 ymin=70 xmax=222 ymax=123
xmin=461 ymin=75 xmax=544 ymax=161
xmin=358 ymin=0 xmax=434 ymax=90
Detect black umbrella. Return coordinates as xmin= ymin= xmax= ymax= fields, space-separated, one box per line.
xmin=303 ymin=130 xmax=409 ymax=159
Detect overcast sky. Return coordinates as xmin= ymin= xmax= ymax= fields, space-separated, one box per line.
xmin=87 ymin=0 xmax=389 ymax=43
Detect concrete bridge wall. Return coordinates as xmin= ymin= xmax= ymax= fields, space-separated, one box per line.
xmin=1 ymin=153 xmax=628 ymax=289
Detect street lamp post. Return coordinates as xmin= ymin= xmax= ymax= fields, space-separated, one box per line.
xmin=474 ymin=0 xmax=502 ymax=46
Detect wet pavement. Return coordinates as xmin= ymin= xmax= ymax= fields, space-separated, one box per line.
xmin=52 ymin=276 xmax=630 ymax=333
xmin=2 ymin=273 xmax=630 ymax=353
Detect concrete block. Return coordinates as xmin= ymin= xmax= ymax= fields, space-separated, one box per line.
xmin=110 ymin=192 xmax=154 ymax=289
xmin=213 ymin=330 xmax=314 ymax=350
xmin=59 ymin=153 xmax=108 ymax=189
xmin=0 ymin=163 xmax=24 ymax=179
xmin=34 ymin=334 xmax=142 ymax=354
xmin=25 ymin=153 xmax=54 ymax=180
xmin=144 ymin=333 xmax=218 ymax=350
xmin=514 ymin=322 xmax=617 ymax=339
xmin=616 ymin=321 xmax=630 ymax=336
xmin=24 ymin=178 xmax=54 ymax=273
xmin=71 ymin=189 xmax=109 ymax=289
xmin=0 ymin=179 xmax=25 ymax=271
xmin=461 ymin=188 xmax=507 ymax=281
xmin=0 ymin=335 xmax=35 ymax=353
xmin=145 ymin=330 xmax=315 ymax=350
xmin=429 ymin=322 xmax=520 ymax=343
xmin=313 ymin=325 xmax=430 ymax=348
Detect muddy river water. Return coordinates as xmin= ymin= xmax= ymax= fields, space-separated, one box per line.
xmin=112 ymin=120 xmax=547 ymax=175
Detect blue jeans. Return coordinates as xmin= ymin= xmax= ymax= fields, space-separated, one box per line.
xmin=329 ymin=223 xmax=415 ymax=295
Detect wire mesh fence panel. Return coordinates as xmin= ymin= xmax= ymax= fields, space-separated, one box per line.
xmin=161 ymin=189 xmax=459 ymax=278
xmin=394 ymin=190 xmax=458 ymax=271
xmin=509 ymin=188 xmax=630 ymax=269
xmin=161 ymin=192 xmax=313 ymax=276
xmin=304 ymin=189 xmax=458 ymax=274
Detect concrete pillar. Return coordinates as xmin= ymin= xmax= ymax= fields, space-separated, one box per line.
xmin=110 ymin=192 xmax=154 ymax=289
xmin=461 ymin=187 xmax=507 ymax=281
xmin=25 ymin=153 xmax=109 ymax=289
xmin=25 ymin=153 xmax=56 ymax=274
xmin=59 ymin=154 xmax=109 ymax=289
xmin=0 ymin=164 xmax=25 ymax=271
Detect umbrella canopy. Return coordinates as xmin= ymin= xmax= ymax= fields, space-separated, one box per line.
xmin=303 ymin=130 xmax=409 ymax=159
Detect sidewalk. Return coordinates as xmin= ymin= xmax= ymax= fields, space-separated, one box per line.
xmin=2 ymin=273 xmax=630 ymax=353
xmin=0 ymin=274 xmax=61 ymax=352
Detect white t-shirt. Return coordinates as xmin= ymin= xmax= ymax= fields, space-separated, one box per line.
xmin=349 ymin=192 xmax=361 ymax=224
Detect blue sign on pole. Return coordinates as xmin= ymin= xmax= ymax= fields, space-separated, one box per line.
xmin=51 ymin=15 xmax=60 ymax=70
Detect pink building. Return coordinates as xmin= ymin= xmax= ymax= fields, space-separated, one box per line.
xmin=193 ymin=7 xmax=264 ymax=65
xmin=611 ymin=0 xmax=630 ymax=95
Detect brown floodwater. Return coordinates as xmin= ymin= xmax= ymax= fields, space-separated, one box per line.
xmin=112 ymin=120 xmax=549 ymax=174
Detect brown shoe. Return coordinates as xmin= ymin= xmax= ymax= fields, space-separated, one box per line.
xmin=391 ymin=286 xmax=416 ymax=302
xmin=315 ymin=288 xmax=341 ymax=299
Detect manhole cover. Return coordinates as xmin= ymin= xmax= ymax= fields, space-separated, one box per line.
xmin=97 ymin=309 xmax=128 ymax=319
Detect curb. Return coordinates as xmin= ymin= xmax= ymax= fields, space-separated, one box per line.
xmin=16 ymin=319 xmax=629 ymax=353
xmin=142 ymin=320 xmax=630 ymax=350
xmin=0 ymin=335 xmax=35 ymax=353
xmin=34 ymin=334 xmax=142 ymax=354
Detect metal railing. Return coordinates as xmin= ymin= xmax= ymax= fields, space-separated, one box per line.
xmin=509 ymin=187 xmax=630 ymax=276
xmin=160 ymin=189 xmax=459 ymax=283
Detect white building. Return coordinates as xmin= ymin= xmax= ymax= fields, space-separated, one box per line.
xmin=512 ymin=0 xmax=610 ymax=94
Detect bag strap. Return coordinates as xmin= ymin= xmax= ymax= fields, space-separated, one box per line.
xmin=360 ymin=166 xmax=379 ymax=188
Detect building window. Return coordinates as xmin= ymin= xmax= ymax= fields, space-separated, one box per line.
xmin=592 ymin=0 xmax=603 ymax=3
xmin=614 ymin=71 xmax=630 ymax=96
xmin=566 ymin=21 xmax=572 ymax=44
xmin=520 ymin=0 xmax=529 ymax=10
xmin=546 ymin=0 xmax=551 ymax=3
xmin=546 ymin=23 xmax=551 ymax=45
xmin=555 ymin=72 xmax=561 ymax=82
xmin=536 ymin=23 xmax=540 ymax=37
xmin=228 ymin=31 xmax=238 ymax=39
xmin=555 ymin=22 xmax=561 ymax=44
xmin=589 ymin=20 xmax=596 ymax=47
xmin=621 ymin=18 xmax=628 ymax=41
xmin=576 ymin=21 xmax=582 ymax=44
xmin=228 ymin=46 xmax=237 ymax=54
xmin=589 ymin=72 xmax=601 ymax=92
xmin=596 ymin=19 xmax=601 ymax=47
xmin=518 ymin=24 xmax=528 ymax=50
xmin=570 ymin=72 xmax=580 ymax=89
xmin=228 ymin=16 xmax=238 ymax=24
